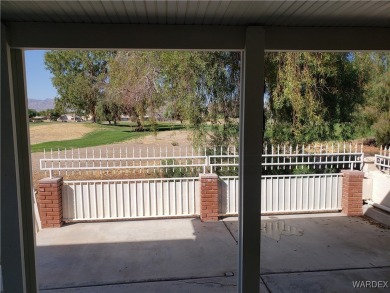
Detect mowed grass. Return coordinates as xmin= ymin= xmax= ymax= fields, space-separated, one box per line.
xmin=30 ymin=121 xmax=186 ymax=153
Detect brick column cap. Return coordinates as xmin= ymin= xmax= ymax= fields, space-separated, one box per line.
xmin=341 ymin=170 xmax=364 ymax=177
xmin=199 ymin=173 xmax=218 ymax=179
xmin=39 ymin=177 xmax=63 ymax=184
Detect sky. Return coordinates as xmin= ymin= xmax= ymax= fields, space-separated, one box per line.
xmin=24 ymin=50 xmax=58 ymax=100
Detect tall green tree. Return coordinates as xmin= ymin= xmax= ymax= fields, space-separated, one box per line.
xmin=45 ymin=50 xmax=114 ymax=122
xmin=264 ymin=52 xmax=363 ymax=144
xmin=158 ymin=52 xmax=208 ymax=143
xmin=158 ymin=51 xmax=241 ymax=148
xmin=107 ymin=51 xmax=161 ymax=131
xmin=353 ymin=52 xmax=390 ymax=145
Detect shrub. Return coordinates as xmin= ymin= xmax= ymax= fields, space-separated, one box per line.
xmin=374 ymin=114 xmax=390 ymax=147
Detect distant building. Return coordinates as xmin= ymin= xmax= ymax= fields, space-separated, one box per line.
xmin=57 ymin=114 xmax=83 ymax=122
xmin=30 ymin=116 xmax=47 ymax=122
xmin=120 ymin=115 xmax=130 ymax=121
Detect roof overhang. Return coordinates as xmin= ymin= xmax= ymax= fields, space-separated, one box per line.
xmin=2 ymin=1 xmax=390 ymax=51
xmin=2 ymin=1 xmax=390 ymax=28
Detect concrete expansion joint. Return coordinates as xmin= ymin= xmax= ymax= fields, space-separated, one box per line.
xmin=222 ymin=220 xmax=238 ymax=244
xmin=183 ymin=280 xmax=236 ymax=287
xmin=40 ymin=274 xmax=239 ymax=291
xmin=260 ymin=265 xmax=390 ymax=276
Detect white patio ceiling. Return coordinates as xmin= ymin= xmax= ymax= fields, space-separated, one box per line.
xmin=2 ymin=0 xmax=390 ymax=27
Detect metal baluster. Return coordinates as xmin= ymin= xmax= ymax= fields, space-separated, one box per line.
xmin=99 ymin=148 xmax=102 ymax=175
xmin=57 ymin=148 xmax=61 ymax=176
xmin=51 ymin=148 xmax=54 ymax=177
xmin=65 ymin=148 xmax=68 ymax=176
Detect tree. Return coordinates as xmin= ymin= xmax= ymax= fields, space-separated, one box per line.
xmin=204 ymin=52 xmax=241 ymax=147
xmin=107 ymin=51 xmax=161 ymax=131
xmin=39 ymin=109 xmax=60 ymax=121
xmin=96 ymin=98 xmax=121 ymax=125
xmin=353 ymin=53 xmax=390 ymax=145
xmin=45 ymin=50 xmax=114 ymax=122
xmin=158 ymin=51 xmax=241 ymax=148
xmin=264 ymin=52 xmax=364 ymax=144
xmin=28 ymin=109 xmax=37 ymax=118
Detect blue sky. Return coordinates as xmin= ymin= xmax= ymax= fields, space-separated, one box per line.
xmin=24 ymin=50 xmax=58 ymax=100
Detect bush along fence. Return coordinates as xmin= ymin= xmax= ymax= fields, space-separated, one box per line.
xmin=37 ymin=143 xmax=365 ymax=227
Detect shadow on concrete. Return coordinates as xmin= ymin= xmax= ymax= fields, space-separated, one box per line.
xmin=36 ymin=218 xmax=238 ymax=291
xmin=37 ymin=214 xmax=390 ymax=292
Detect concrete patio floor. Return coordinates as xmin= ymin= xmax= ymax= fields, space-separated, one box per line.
xmin=37 ymin=214 xmax=390 ymax=292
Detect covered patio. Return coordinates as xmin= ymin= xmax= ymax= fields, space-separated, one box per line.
xmin=1 ymin=1 xmax=390 ymax=292
xmin=36 ymin=214 xmax=390 ymax=292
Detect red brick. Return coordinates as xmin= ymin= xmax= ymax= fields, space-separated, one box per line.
xmin=41 ymin=215 xmax=54 ymax=220
xmin=39 ymin=199 xmax=53 ymax=204
xmin=40 ymin=207 xmax=53 ymax=212
xmin=39 ymin=192 xmax=52 ymax=196
xmin=46 ymin=211 xmax=60 ymax=216
xmin=44 ymin=195 xmax=60 ymax=200
xmin=39 ymin=183 xmax=52 ymax=188
xmin=47 ymin=219 xmax=62 ymax=224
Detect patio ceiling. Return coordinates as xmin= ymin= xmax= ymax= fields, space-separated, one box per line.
xmin=2 ymin=0 xmax=390 ymax=28
xmin=2 ymin=2 xmax=390 ymax=293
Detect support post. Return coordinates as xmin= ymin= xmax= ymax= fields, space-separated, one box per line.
xmin=1 ymin=23 xmax=38 ymax=292
xmin=341 ymin=170 xmax=364 ymax=216
xmin=238 ymin=27 xmax=265 ymax=293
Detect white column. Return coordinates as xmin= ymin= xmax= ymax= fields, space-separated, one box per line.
xmin=1 ymin=23 xmax=38 ymax=293
xmin=238 ymin=27 xmax=265 ymax=293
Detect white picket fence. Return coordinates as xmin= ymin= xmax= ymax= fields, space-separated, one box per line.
xmin=41 ymin=143 xmax=364 ymax=177
xmin=375 ymin=146 xmax=390 ymax=172
xmin=220 ymin=174 xmax=343 ymax=215
xmin=62 ymin=177 xmax=200 ymax=221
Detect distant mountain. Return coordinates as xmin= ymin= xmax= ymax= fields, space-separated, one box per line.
xmin=28 ymin=99 xmax=54 ymax=111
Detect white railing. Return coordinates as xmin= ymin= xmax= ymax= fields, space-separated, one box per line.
xmin=41 ymin=143 xmax=364 ymax=177
xmin=62 ymin=177 xmax=200 ymax=221
xmin=210 ymin=143 xmax=364 ymax=173
xmin=375 ymin=146 xmax=390 ymax=172
xmin=220 ymin=174 xmax=343 ymax=215
xmin=41 ymin=146 xmax=207 ymax=177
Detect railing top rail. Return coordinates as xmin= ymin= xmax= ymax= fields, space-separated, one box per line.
xmin=40 ymin=156 xmax=207 ymax=162
xmin=220 ymin=173 xmax=343 ymax=179
xmin=210 ymin=152 xmax=363 ymax=157
xmin=64 ymin=177 xmax=200 ymax=184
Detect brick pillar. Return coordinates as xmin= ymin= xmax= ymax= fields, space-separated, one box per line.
xmin=38 ymin=177 xmax=63 ymax=228
xmin=200 ymin=174 xmax=219 ymax=222
xmin=341 ymin=170 xmax=364 ymax=216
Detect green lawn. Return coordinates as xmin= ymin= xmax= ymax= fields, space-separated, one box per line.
xmin=30 ymin=122 xmax=186 ymax=153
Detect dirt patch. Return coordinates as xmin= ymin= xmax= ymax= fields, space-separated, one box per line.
xmin=29 ymin=123 xmax=93 ymax=145
xmin=132 ymin=130 xmax=192 ymax=146
xmin=360 ymin=215 xmax=390 ymax=230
